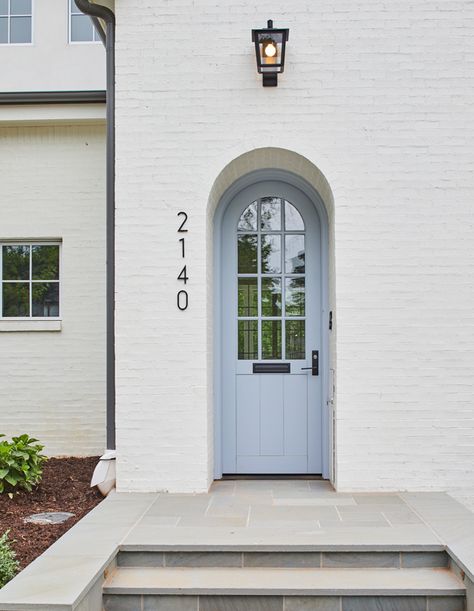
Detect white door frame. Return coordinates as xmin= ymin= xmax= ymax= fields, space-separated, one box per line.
xmin=213 ymin=169 xmax=331 ymax=479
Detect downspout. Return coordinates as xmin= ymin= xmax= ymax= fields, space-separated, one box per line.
xmin=90 ymin=16 xmax=106 ymax=45
xmin=75 ymin=0 xmax=116 ymax=495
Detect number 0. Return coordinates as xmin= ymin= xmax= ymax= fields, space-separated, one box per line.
xmin=177 ymin=290 xmax=188 ymax=311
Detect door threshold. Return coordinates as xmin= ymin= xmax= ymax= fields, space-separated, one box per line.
xmin=221 ymin=474 xmax=324 ymax=480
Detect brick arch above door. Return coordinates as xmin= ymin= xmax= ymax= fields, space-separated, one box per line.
xmin=207 ymin=147 xmax=335 ymax=224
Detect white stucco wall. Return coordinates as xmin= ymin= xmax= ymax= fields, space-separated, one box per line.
xmin=0 ymin=122 xmax=106 ymax=456
xmin=0 ymin=0 xmax=105 ymax=92
xmin=114 ymin=0 xmax=474 ymax=492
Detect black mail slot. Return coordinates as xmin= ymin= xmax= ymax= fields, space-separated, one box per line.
xmin=253 ymin=363 xmax=291 ymax=374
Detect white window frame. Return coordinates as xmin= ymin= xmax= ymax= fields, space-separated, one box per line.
xmin=0 ymin=241 xmax=62 ymax=321
xmin=68 ymin=0 xmax=101 ymax=44
xmin=0 ymin=0 xmax=34 ymax=46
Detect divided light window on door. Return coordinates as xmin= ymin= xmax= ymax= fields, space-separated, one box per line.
xmin=237 ymin=197 xmax=306 ymax=361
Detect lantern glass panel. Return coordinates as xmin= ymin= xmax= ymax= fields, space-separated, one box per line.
xmin=257 ymin=32 xmax=284 ymax=70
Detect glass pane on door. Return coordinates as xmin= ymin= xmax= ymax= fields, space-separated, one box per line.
xmin=285 ymin=235 xmax=305 ymax=273
xmin=262 ymin=277 xmax=281 ymax=317
xmin=261 ymin=198 xmax=281 ymax=231
xmin=262 ymin=320 xmax=282 ymax=359
xmin=238 ymin=235 xmax=257 ymax=273
xmin=238 ymin=202 xmax=258 ymax=231
xmin=237 ymin=197 xmax=306 ymax=360
xmin=285 ymin=278 xmax=305 ymax=316
xmin=261 ymin=235 xmax=281 ymax=273
xmin=286 ymin=320 xmax=305 ymax=359
xmin=238 ymin=320 xmax=258 ymax=359
xmin=238 ymin=278 xmax=258 ymax=316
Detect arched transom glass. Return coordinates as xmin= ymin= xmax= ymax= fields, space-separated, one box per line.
xmin=237 ymin=197 xmax=305 ymax=360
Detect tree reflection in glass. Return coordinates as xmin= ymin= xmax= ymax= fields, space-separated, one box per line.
xmin=238 ymin=235 xmax=257 ymax=273
xmin=2 ymin=282 xmax=29 ymax=317
xmin=238 ymin=278 xmax=258 ymax=316
xmin=262 ymin=320 xmax=282 ymax=360
xmin=3 ymin=245 xmax=30 ymax=280
xmin=32 ymin=283 xmax=59 ymax=317
xmin=285 ymin=278 xmax=305 ymax=316
xmin=285 ymin=201 xmax=304 ymax=230
xmin=238 ymin=320 xmax=258 ymax=359
xmin=238 ymin=202 xmax=258 ymax=231
xmin=262 ymin=277 xmax=281 ymax=317
xmin=285 ymin=235 xmax=305 ymax=273
xmin=261 ymin=197 xmax=281 ymax=231
xmin=261 ymin=235 xmax=281 ymax=273
xmin=286 ymin=320 xmax=305 ymax=359
xmin=32 ymin=246 xmax=59 ymax=280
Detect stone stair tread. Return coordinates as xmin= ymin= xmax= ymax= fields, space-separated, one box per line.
xmin=104 ymin=567 xmax=465 ymax=596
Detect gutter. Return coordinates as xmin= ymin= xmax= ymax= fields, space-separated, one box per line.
xmin=75 ymin=1 xmax=116 ymax=457
xmin=0 ymin=91 xmax=106 ymax=104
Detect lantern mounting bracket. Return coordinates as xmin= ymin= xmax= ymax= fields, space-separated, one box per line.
xmin=263 ymin=73 xmax=278 ymax=87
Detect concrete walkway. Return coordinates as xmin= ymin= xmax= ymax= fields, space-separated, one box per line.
xmin=1 ymin=480 xmax=474 ymax=610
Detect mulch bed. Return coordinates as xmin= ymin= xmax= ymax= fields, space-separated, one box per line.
xmin=0 ymin=456 xmax=103 ymax=570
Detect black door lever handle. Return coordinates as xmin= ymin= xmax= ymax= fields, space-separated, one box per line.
xmin=301 ymin=350 xmax=319 ymax=376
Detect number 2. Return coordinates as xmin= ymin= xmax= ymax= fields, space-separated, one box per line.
xmin=177 ymin=211 xmax=188 ymax=233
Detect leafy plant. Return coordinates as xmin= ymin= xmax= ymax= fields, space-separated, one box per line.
xmin=0 ymin=435 xmax=47 ymax=494
xmin=0 ymin=531 xmax=19 ymax=588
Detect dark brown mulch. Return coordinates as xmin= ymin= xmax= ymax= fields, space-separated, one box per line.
xmin=0 ymin=456 xmax=103 ymax=570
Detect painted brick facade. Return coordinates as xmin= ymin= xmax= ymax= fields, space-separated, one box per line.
xmin=114 ymin=0 xmax=474 ymax=492
xmin=0 ymin=124 xmax=106 ymax=456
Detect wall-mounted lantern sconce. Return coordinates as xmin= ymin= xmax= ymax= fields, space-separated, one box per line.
xmin=252 ymin=20 xmax=289 ymax=87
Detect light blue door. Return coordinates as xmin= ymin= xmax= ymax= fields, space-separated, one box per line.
xmin=222 ymin=181 xmax=323 ymax=474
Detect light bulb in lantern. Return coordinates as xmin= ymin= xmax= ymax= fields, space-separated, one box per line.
xmin=263 ymin=41 xmax=277 ymax=57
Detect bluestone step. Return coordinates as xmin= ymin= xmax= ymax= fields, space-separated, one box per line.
xmin=103 ymin=566 xmax=465 ymax=597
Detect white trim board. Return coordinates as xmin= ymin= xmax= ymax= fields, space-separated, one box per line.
xmin=0 ymin=103 xmax=106 ymax=125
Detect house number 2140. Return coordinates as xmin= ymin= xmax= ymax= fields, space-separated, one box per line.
xmin=177 ymin=211 xmax=189 ymax=310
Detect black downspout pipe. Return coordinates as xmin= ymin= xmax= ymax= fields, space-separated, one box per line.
xmin=90 ymin=16 xmax=106 ymax=45
xmin=75 ymin=0 xmax=116 ymax=451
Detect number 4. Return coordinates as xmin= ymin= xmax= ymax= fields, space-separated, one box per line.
xmin=177 ymin=265 xmax=188 ymax=284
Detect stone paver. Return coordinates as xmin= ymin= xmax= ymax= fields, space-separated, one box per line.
xmin=403 ymin=492 xmax=474 ymax=583
xmin=122 ymin=480 xmax=444 ymax=551
xmin=449 ymin=489 xmax=474 ymax=513
xmin=103 ymin=566 xmax=464 ymax=595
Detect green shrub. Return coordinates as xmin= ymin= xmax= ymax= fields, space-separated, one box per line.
xmin=0 ymin=531 xmax=19 ymax=588
xmin=0 ymin=434 xmax=47 ymax=494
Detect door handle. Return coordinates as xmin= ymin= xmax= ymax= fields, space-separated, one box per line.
xmin=301 ymin=350 xmax=319 ymax=376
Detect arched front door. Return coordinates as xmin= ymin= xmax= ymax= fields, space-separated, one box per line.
xmin=221 ymin=180 xmax=323 ymax=474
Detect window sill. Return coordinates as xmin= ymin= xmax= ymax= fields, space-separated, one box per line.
xmin=0 ymin=320 xmax=61 ymax=332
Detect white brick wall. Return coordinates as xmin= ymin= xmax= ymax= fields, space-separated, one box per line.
xmin=114 ymin=0 xmax=474 ymax=492
xmin=0 ymin=124 xmax=106 ymax=456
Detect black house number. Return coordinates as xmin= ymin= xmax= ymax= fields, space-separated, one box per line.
xmin=177 ymin=211 xmax=189 ymax=310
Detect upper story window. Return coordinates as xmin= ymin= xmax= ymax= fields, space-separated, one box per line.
xmin=0 ymin=0 xmax=32 ymax=44
xmin=69 ymin=0 xmax=100 ymax=43
xmin=1 ymin=244 xmax=61 ymax=319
